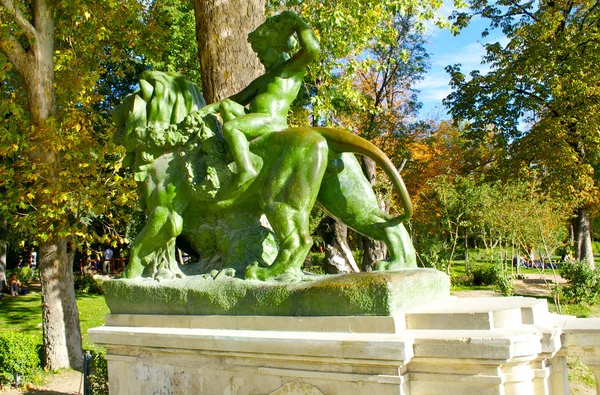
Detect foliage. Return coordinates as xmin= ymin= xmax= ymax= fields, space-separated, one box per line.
xmin=592 ymin=241 xmax=600 ymax=254
xmin=335 ymin=14 xmax=429 ymax=140
xmin=450 ymin=273 xmax=473 ymax=288
xmin=414 ymin=235 xmax=449 ymax=270
xmin=471 ymin=264 xmax=498 ymax=286
xmin=0 ymin=0 xmax=147 ymax=248
xmin=495 ymin=271 xmax=514 ymax=296
xmin=417 ymin=174 xmax=570 ymax=270
xmin=568 ymin=358 xmax=597 ymax=390
xmin=0 ymin=331 xmax=41 ymax=387
xmin=142 ymin=0 xmax=202 ymax=84
xmin=74 ymin=275 xmax=105 ymax=295
xmin=268 ymin=0 xmax=458 ymax=124
xmin=87 ymin=350 xmax=108 ymax=395
xmin=561 ymin=261 xmax=600 ymax=305
xmin=303 ymin=252 xmax=327 ymax=275
xmin=8 ymin=267 xmax=34 ymax=283
xmin=445 ymin=0 xmax=600 ymax=229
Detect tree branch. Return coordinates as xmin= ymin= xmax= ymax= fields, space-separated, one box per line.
xmin=507 ymin=0 xmax=539 ymax=22
xmin=0 ymin=32 xmax=29 ymax=75
xmin=0 ymin=0 xmax=38 ymax=40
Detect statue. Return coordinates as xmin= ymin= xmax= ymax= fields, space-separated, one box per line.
xmin=113 ymin=12 xmax=417 ymax=282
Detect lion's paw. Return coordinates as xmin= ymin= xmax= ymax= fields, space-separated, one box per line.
xmin=245 ymin=262 xmax=270 ymax=281
xmin=154 ymin=267 xmax=186 ymax=281
xmin=201 ymin=268 xmax=236 ymax=280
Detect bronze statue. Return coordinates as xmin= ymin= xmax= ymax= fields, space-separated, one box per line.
xmin=113 ymin=12 xmax=416 ymax=281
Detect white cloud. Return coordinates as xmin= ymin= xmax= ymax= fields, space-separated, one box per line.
xmin=416 ymin=4 xmax=511 ymax=119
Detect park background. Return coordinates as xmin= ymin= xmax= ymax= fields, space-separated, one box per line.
xmin=1 ymin=0 xmax=600 ymax=393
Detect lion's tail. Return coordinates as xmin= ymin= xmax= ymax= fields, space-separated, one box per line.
xmin=312 ymin=126 xmax=413 ymax=223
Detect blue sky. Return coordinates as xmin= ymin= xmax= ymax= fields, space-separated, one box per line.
xmin=415 ymin=7 xmax=507 ymax=120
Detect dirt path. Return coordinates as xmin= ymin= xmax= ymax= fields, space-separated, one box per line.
xmin=0 ymin=370 xmax=82 ymax=395
xmin=452 ymin=272 xmax=566 ymax=298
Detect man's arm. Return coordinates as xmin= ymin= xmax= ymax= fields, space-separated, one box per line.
xmin=280 ymin=12 xmax=321 ymax=72
xmin=228 ymin=77 xmax=261 ymax=105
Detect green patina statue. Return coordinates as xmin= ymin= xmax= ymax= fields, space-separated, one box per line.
xmin=113 ymin=12 xmax=417 ymax=282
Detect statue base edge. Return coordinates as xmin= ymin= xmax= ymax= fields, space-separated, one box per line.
xmin=103 ymin=269 xmax=450 ymax=316
xmin=89 ymin=296 xmax=592 ymax=394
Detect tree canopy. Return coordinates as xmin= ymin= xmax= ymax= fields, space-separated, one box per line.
xmin=444 ymin=0 xmax=600 ymax=265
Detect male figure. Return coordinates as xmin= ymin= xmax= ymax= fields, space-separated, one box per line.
xmin=217 ymin=11 xmax=321 ymax=186
xmin=29 ymin=247 xmax=37 ymax=270
xmin=103 ymin=247 xmax=113 ymax=273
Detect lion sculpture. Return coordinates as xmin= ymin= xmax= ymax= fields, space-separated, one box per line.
xmin=113 ymin=71 xmax=416 ymax=281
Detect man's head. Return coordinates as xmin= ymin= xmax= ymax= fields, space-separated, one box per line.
xmin=248 ymin=14 xmax=297 ymax=69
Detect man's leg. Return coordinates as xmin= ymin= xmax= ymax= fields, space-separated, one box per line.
xmin=222 ymin=113 xmax=280 ymax=187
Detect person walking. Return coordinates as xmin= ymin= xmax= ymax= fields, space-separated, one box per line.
xmin=103 ymin=247 xmax=114 ymax=273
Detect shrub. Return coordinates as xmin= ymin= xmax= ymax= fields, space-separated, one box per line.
xmin=495 ymin=273 xmax=515 ymax=296
xmin=87 ymin=350 xmax=108 ymax=395
xmin=471 ymin=264 xmax=498 ymax=286
xmin=560 ymin=261 xmax=600 ymax=305
xmin=74 ymin=275 xmax=105 ymax=295
xmin=0 ymin=332 xmax=41 ymax=387
xmin=450 ymin=273 xmax=473 ymax=288
xmin=592 ymin=240 xmax=600 ymax=254
xmin=415 ymin=237 xmax=449 ymax=271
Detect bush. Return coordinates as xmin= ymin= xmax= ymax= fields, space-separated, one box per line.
xmin=415 ymin=237 xmax=449 ymax=271
xmin=560 ymin=261 xmax=600 ymax=305
xmin=8 ymin=267 xmax=34 ymax=284
xmin=87 ymin=350 xmax=108 ymax=395
xmin=450 ymin=273 xmax=473 ymax=288
xmin=0 ymin=332 xmax=41 ymax=387
xmin=74 ymin=275 xmax=105 ymax=295
xmin=471 ymin=264 xmax=498 ymax=286
xmin=495 ymin=273 xmax=515 ymax=296
xmin=592 ymin=240 xmax=600 ymax=254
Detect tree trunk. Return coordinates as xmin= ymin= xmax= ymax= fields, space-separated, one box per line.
xmin=360 ymin=156 xmax=388 ymax=271
xmin=573 ymin=207 xmax=595 ymax=268
xmin=0 ymin=0 xmax=82 ymax=371
xmin=193 ymin=0 xmax=265 ymax=103
xmin=464 ymin=232 xmax=470 ymax=273
xmin=0 ymin=219 xmax=6 ymax=292
xmin=317 ymin=216 xmax=359 ymax=274
xmin=39 ymin=238 xmax=83 ymax=370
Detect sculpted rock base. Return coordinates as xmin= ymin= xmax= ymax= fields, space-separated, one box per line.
xmin=104 ymin=269 xmax=449 ymax=316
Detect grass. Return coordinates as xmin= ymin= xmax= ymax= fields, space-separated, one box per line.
xmin=0 ymin=290 xmax=109 ymax=351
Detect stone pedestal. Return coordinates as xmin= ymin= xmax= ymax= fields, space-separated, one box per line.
xmin=89 ymin=296 xmax=576 ymax=394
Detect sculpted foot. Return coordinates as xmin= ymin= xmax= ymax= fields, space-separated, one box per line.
xmin=245 ymin=262 xmax=282 ymax=281
xmin=122 ymin=259 xmax=144 ymax=279
xmin=245 ymin=262 xmax=270 ymax=280
xmin=245 ymin=262 xmax=304 ymax=282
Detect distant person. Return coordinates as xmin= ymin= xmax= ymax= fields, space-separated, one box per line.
xmin=103 ymin=247 xmax=113 ymax=273
xmin=8 ymin=273 xmax=26 ymax=296
xmin=29 ymin=247 xmax=37 ymax=270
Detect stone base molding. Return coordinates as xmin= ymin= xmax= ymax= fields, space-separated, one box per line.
xmin=89 ymin=297 xmax=600 ymax=394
